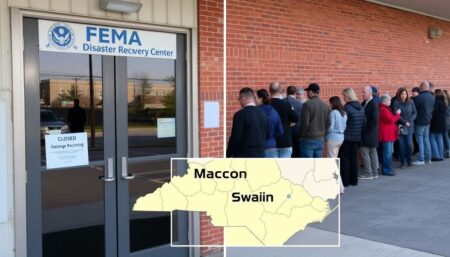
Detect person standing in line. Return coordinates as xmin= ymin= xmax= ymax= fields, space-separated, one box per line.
xmin=269 ymin=82 xmax=298 ymax=158
xmin=67 ymin=99 xmax=87 ymax=133
xmin=339 ymin=88 xmax=366 ymax=187
xmin=443 ymin=90 xmax=450 ymax=158
xmin=326 ymin=96 xmax=347 ymax=194
xmin=295 ymin=87 xmax=308 ymax=104
xmin=430 ymin=89 xmax=447 ymax=161
xmin=359 ymin=86 xmax=380 ymax=179
xmin=412 ymin=81 xmax=435 ymax=165
xmin=298 ymin=83 xmax=329 ymax=158
xmin=286 ymin=85 xmax=303 ymax=157
xmin=379 ymin=94 xmax=401 ymax=176
xmin=226 ymin=87 xmax=268 ymax=158
xmin=391 ymin=87 xmax=417 ymax=168
xmin=371 ymin=86 xmax=381 ymax=104
xmin=411 ymin=86 xmax=420 ymax=155
xmin=256 ymin=89 xmax=284 ymax=158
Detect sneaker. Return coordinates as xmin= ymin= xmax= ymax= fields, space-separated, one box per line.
xmin=412 ymin=161 xmax=425 ymax=166
xmin=373 ymin=174 xmax=379 ymax=179
xmin=358 ymin=175 xmax=373 ymax=180
xmin=425 ymin=160 xmax=432 ymax=164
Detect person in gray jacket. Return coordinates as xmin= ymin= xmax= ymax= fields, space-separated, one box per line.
xmin=392 ymin=87 xmax=417 ymax=167
xmin=298 ymin=83 xmax=329 ymax=157
xmin=444 ymin=90 xmax=450 ymax=158
xmin=412 ymin=81 xmax=435 ymax=165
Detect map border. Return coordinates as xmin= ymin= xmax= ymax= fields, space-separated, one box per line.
xmin=169 ymin=157 xmax=341 ymax=248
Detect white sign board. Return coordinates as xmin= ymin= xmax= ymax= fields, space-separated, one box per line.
xmin=157 ymin=118 xmax=176 ymax=138
xmin=0 ymin=99 xmax=8 ymax=222
xmin=45 ymin=132 xmax=89 ymax=169
xmin=38 ymin=20 xmax=176 ymax=59
xmin=204 ymin=101 xmax=220 ymax=128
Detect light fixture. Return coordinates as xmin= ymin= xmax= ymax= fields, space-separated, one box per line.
xmin=428 ymin=27 xmax=443 ymax=39
xmin=100 ymin=0 xmax=142 ymax=13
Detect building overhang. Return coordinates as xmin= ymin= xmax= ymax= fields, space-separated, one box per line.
xmin=366 ymin=0 xmax=450 ymax=22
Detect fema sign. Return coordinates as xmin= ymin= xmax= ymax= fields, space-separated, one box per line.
xmin=38 ymin=20 xmax=176 ymax=59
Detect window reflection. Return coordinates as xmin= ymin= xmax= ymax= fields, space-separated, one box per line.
xmin=127 ymin=57 xmax=177 ymax=158
xmin=39 ymin=52 xmax=104 ymax=165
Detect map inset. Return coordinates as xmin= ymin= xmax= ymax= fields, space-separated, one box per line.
xmin=134 ymin=158 xmax=340 ymax=246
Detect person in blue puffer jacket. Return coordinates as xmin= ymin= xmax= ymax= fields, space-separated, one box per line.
xmin=256 ymin=89 xmax=283 ymax=158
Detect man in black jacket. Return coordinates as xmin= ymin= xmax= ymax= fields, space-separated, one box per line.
xmin=412 ymin=81 xmax=435 ymax=165
xmin=269 ymin=82 xmax=299 ymax=157
xmin=359 ymin=86 xmax=379 ymax=179
xmin=286 ymin=85 xmax=303 ymax=157
xmin=227 ymin=87 xmax=268 ymax=157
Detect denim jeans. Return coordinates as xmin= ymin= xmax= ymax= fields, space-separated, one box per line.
xmin=381 ymin=141 xmax=394 ymax=174
xmin=277 ymin=147 xmax=293 ymax=158
xmin=430 ymin=132 xmax=444 ymax=159
xmin=398 ymin=133 xmax=413 ymax=165
xmin=265 ymin=148 xmax=278 ymax=158
xmin=299 ymin=139 xmax=324 ymax=158
xmin=443 ymin=128 xmax=450 ymax=157
xmin=415 ymin=125 xmax=431 ymax=162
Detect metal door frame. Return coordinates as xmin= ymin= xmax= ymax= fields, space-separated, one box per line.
xmin=23 ymin=17 xmax=191 ymax=257
xmin=23 ymin=18 xmax=119 ymax=257
xmin=114 ymin=34 xmax=189 ymax=257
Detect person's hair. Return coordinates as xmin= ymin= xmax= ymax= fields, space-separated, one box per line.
xmin=443 ymin=90 xmax=450 ymax=106
xmin=286 ymin=86 xmax=297 ymax=95
xmin=256 ymin=89 xmax=271 ymax=105
xmin=380 ymin=94 xmax=391 ymax=104
xmin=342 ymin=88 xmax=358 ymax=101
xmin=434 ymin=89 xmax=447 ymax=105
xmin=395 ymin=87 xmax=410 ymax=102
xmin=269 ymin=82 xmax=281 ymax=94
xmin=329 ymin=96 xmax=345 ymax=117
xmin=74 ymin=99 xmax=80 ymax=106
xmin=412 ymin=87 xmax=420 ymax=93
xmin=420 ymin=80 xmax=430 ymax=91
xmin=239 ymin=87 xmax=255 ymax=99
xmin=364 ymin=86 xmax=373 ymax=95
xmin=296 ymin=88 xmax=305 ymax=94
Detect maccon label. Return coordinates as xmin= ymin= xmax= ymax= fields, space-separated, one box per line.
xmin=231 ymin=192 xmax=274 ymax=202
xmin=194 ymin=168 xmax=247 ymax=179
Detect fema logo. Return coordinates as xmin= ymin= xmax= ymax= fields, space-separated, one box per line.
xmin=47 ymin=23 xmax=75 ymax=50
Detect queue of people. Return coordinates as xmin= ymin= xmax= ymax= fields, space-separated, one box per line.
xmin=227 ymin=81 xmax=450 ymax=193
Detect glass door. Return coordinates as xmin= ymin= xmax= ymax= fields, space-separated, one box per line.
xmin=114 ymin=34 xmax=189 ymax=257
xmin=24 ymin=18 xmax=189 ymax=257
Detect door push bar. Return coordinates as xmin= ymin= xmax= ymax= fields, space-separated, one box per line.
xmin=121 ymin=157 xmax=135 ymax=180
xmin=99 ymin=158 xmax=115 ymax=182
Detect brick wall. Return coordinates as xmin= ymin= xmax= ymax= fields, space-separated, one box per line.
xmin=226 ymin=0 xmax=450 ymax=134
xmin=198 ymin=0 xmax=224 ymax=255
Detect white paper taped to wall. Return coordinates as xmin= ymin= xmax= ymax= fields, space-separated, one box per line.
xmin=0 ymin=98 xmax=8 ymax=223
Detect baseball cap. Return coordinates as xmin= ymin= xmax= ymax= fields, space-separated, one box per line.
xmin=305 ymin=83 xmax=320 ymax=93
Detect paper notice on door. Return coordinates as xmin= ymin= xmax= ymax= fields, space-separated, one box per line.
xmin=45 ymin=132 xmax=89 ymax=169
xmin=157 ymin=118 xmax=176 ymax=138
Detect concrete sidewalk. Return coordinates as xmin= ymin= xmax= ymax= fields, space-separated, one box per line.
xmin=227 ymin=158 xmax=450 ymax=257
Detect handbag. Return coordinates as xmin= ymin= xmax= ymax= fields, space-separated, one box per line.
xmin=399 ymin=125 xmax=408 ymax=136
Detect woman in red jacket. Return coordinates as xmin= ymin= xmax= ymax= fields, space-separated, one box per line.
xmin=379 ymin=94 xmax=401 ymax=176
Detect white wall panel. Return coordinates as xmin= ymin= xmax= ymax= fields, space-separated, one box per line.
xmin=71 ymin=0 xmax=89 ymax=15
xmin=8 ymin=0 xmax=196 ymax=28
xmin=51 ymin=0 xmax=71 ymax=13
xmin=139 ymin=0 xmax=154 ymax=23
xmin=0 ymin=1 xmax=15 ymax=257
xmin=30 ymin=0 xmax=50 ymax=10
xmin=167 ymin=0 xmax=181 ymax=26
xmin=153 ymin=0 xmax=168 ymax=24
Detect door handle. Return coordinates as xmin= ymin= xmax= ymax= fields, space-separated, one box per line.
xmin=99 ymin=158 xmax=115 ymax=182
xmin=121 ymin=157 xmax=135 ymax=180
